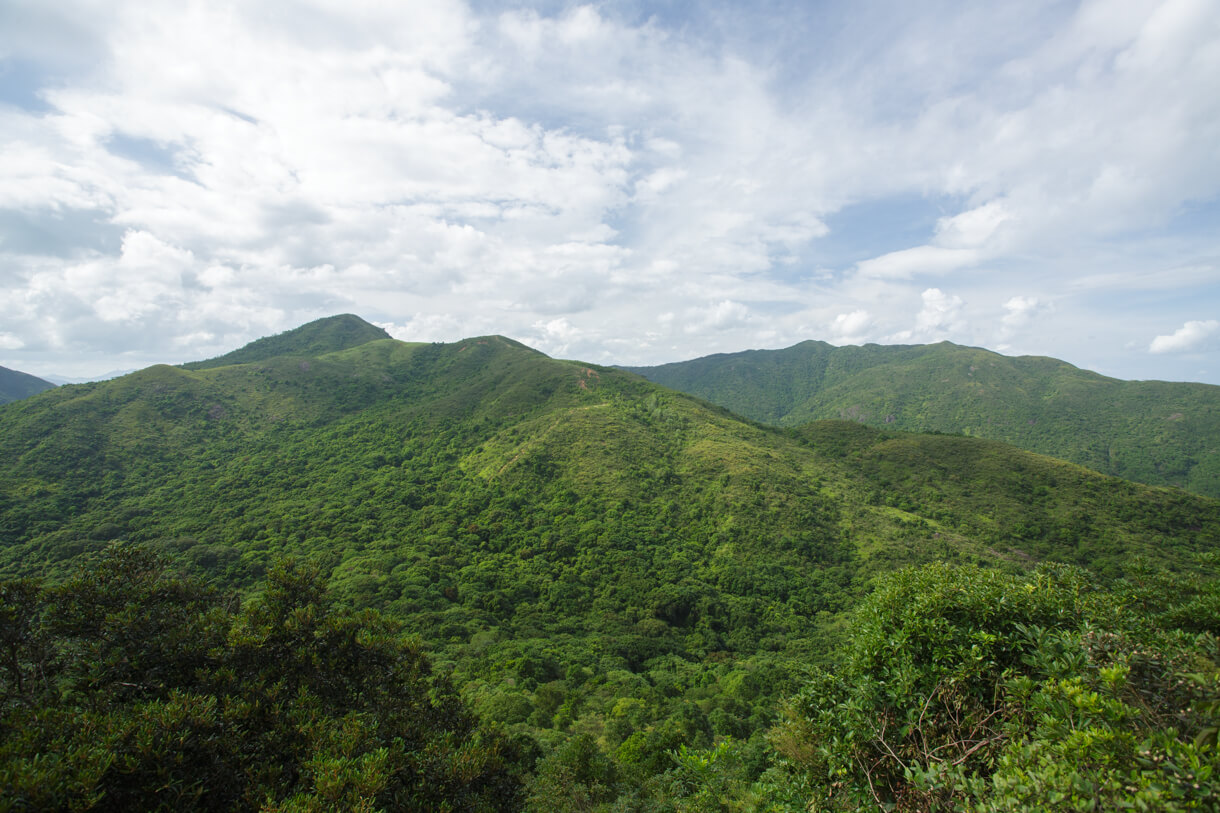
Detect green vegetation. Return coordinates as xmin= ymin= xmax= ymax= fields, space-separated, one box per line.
xmin=625 ymin=339 xmax=1220 ymax=498
xmin=0 ymin=363 xmax=54 ymax=405
xmin=771 ymin=561 xmax=1220 ymax=811
xmin=0 ymin=542 xmax=524 ymax=811
xmin=2 ymin=315 xmax=1218 ymax=809
xmin=182 ymin=313 xmax=390 ymax=370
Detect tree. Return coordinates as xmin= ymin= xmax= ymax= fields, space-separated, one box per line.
xmin=0 ymin=542 xmax=526 ymax=811
xmin=770 ymin=562 xmax=1220 ymax=811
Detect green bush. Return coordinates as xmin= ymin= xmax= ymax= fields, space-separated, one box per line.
xmin=771 ymin=562 xmax=1220 ymax=811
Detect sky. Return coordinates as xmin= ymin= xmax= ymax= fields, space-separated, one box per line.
xmin=1 ymin=0 xmax=1218 ymax=383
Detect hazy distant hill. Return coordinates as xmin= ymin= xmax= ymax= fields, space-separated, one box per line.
xmin=44 ymin=370 xmax=137 ymax=385
xmin=625 ymin=340 xmax=1220 ymax=498
xmin=0 ymin=364 xmax=55 ymax=404
xmin=182 ymin=313 xmax=390 ymax=370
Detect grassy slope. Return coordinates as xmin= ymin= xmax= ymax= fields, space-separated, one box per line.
xmin=182 ymin=312 xmax=390 ymax=370
xmin=1 ymin=331 xmax=1217 ymax=762
xmin=626 ymin=340 xmax=1220 ymax=497
xmin=0 ymin=364 xmax=55 ymax=405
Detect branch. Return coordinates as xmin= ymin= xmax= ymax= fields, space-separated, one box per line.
xmin=862 ymin=757 xmax=888 ymax=810
xmin=951 ymin=732 xmax=1007 ymax=766
xmin=875 ymin=716 xmax=907 ymax=769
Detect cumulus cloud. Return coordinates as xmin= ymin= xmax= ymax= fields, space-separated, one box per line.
xmin=1001 ymin=296 xmax=1043 ymax=328
xmin=0 ymin=0 xmax=1217 ymax=384
xmin=1150 ymin=320 xmax=1220 ymax=353
xmin=529 ymin=316 xmax=583 ymax=355
xmin=886 ymin=287 xmax=966 ymax=344
xmin=827 ymin=309 xmax=872 ymax=345
xmin=916 ymin=288 xmax=965 ymax=336
xmin=684 ymin=300 xmax=753 ymax=334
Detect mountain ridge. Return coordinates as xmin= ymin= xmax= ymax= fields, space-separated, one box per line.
xmin=624 ymin=339 xmax=1220 ymax=497
xmin=5 ymin=324 xmax=1214 ymax=585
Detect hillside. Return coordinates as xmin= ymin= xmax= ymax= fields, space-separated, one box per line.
xmin=625 ymin=340 xmax=1220 ymax=498
xmin=2 ymin=316 xmax=1218 ymax=805
xmin=0 ymin=364 xmax=55 ymax=404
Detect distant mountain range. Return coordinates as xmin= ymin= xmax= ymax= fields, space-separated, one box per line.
xmin=625 ymin=340 xmax=1220 ymax=498
xmin=0 ymin=364 xmax=55 ymax=404
xmin=43 ymin=370 xmax=137 ymax=386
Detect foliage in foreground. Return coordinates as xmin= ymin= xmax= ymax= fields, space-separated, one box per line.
xmin=0 ymin=543 xmax=525 ymax=811
xmin=5 ymin=547 xmax=1220 ymax=811
xmin=771 ymin=561 xmax=1220 ymax=811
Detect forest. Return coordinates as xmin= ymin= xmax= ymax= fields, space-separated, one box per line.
xmin=1 ymin=315 xmax=1217 ymax=810
xmin=626 ymin=339 xmax=1220 ymax=498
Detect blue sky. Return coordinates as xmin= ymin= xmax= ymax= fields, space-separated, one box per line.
xmin=0 ymin=0 xmax=1217 ymax=383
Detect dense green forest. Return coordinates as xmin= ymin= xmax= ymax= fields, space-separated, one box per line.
xmin=2 ymin=316 xmax=1218 ymax=809
xmin=0 ymin=363 xmax=55 ymax=405
xmin=1 ymin=543 xmax=526 ymax=810
xmin=625 ymin=339 xmax=1220 ymax=498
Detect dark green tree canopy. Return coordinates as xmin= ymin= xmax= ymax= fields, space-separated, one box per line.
xmin=0 ymin=542 xmax=525 ymax=811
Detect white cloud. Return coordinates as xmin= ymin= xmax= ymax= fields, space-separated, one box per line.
xmin=934 ymin=201 xmax=1012 ymax=250
xmin=827 ymin=309 xmax=872 ymax=345
xmin=0 ymin=0 xmax=1217 ymax=383
xmin=1150 ymin=320 xmax=1220 ymax=353
xmin=1002 ymin=296 xmax=1040 ymax=327
xmin=893 ymin=287 xmax=965 ymax=343
xmin=537 ymin=316 xmax=579 ymax=339
xmin=856 ymin=246 xmax=981 ymax=279
xmin=685 ymin=300 xmax=753 ymax=334
xmin=854 ymin=201 xmax=1012 ymax=279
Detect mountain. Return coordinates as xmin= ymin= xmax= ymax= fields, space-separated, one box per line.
xmin=624 ymin=340 xmax=1220 ymax=498
xmin=44 ymin=369 xmax=137 ymax=385
xmin=0 ymin=364 xmax=55 ymax=404
xmin=5 ymin=329 xmax=1213 ymax=588
xmin=181 ymin=313 xmax=391 ymax=370
xmin=2 ymin=317 xmax=1218 ymax=805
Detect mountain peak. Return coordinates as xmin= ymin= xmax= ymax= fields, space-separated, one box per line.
xmin=182 ymin=314 xmax=391 ymax=370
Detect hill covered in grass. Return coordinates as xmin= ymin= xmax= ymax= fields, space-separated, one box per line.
xmin=182 ymin=313 xmax=390 ymax=370
xmin=625 ymin=340 xmax=1220 ymax=498
xmin=2 ymin=315 xmax=1218 ymax=807
xmin=0 ymin=364 xmax=54 ymax=404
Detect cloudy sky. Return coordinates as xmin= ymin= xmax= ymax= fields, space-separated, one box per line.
xmin=1 ymin=0 xmax=1218 ymax=383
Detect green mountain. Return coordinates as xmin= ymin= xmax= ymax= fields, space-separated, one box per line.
xmin=181 ymin=313 xmax=390 ymax=370
xmin=0 ymin=364 xmax=55 ymax=404
xmin=2 ymin=316 xmax=1218 ymax=807
xmin=624 ymin=340 xmax=1220 ymax=498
